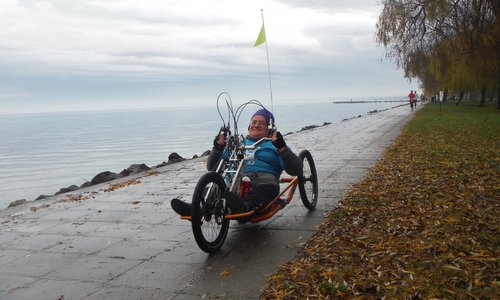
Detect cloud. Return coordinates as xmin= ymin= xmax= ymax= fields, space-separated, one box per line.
xmin=0 ymin=0 xmax=412 ymax=114
xmin=275 ymin=0 xmax=380 ymax=12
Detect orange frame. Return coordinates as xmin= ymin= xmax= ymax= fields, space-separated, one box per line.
xmin=228 ymin=176 xmax=299 ymax=222
xmin=181 ymin=176 xmax=299 ymax=223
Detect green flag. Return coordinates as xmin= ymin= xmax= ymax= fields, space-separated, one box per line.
xmin=253 ymin=23 xmax=266 ymax=47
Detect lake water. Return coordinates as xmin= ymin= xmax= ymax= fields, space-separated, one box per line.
xmin=0 ymin=100 xmax=404 ymax=209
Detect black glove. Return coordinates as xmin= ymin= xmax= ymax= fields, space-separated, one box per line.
xmin=213 ymin=133 xmax=225 ymax=150
xmin=272 ymin=131 xmax=286 ymax=150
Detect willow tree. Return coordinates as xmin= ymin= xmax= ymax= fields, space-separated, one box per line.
xmin=376 ymin=0 xmax=500 ymax=108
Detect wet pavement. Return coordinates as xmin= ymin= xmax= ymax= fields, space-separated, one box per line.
xmin=0 ymin=104 xmax=418 ymax=299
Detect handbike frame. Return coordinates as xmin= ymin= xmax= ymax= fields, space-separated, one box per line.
xmin=228 ymin=176 xmax=299 ymax=223
xmin=181 ymin=136 xmax=300 ymax=223
xmin=216 ymin=136 xmax=300 ymax=223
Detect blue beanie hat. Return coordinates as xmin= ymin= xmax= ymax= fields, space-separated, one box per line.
xmin=252 ymin=108 xmax=274 ymax=125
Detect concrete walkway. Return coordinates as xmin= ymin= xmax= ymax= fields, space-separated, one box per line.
xmin=0 ymin=104 xmax=418 ymax=300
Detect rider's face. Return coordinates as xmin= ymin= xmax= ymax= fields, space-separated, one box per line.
xmin=248 ymin=115 xmax=269 ymax=139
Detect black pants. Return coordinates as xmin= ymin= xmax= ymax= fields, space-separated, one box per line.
xmin=243 ymin=184 xmax=280 ymax=209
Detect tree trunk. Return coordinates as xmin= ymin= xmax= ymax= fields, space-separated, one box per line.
xmin=480 ymin=86 xmax=486 ymax=107
xmin=456 ymin=91 xmax=465 ymax=105
xmin=497 ymin=79 xmax=500 ymax=109
xmin=488 ymin=88 xmax=495 ymax=102
xmin=443 ymin=88 xmax=448 ymax=102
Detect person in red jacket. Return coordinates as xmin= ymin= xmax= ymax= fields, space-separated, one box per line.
xmin=408 ymin=90 xmax=416 ymax=111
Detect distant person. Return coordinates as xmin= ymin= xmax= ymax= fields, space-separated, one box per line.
xmin=408 ymin=90 xmax=416 ymax=111
xmin=170 ymin=108 xmax=303 ymax=215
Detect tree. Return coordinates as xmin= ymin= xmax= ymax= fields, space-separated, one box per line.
xmin=376 ymin=0 xmax=500 ymax=108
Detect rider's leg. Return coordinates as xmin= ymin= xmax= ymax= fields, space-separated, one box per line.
xmin=172 ymin=183 xmax=280 ymax=215
xmin=244 ymin=184 xmax=279 ymax=209
xmin=223 ymin=191 xmax=249 ymax=213
xmin=225 ymin=183 xmax=279 ymax=213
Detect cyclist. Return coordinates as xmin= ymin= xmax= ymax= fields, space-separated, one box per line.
xmin=171 ymin=108 xmax=303 ymax=216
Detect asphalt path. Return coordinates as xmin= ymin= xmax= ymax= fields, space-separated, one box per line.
xmin=0 ymin=104 xmax=418 ymax=299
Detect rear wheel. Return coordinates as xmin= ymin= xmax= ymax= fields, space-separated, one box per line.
xmin=298 ymin=150 xmax=318 ymax=210
xmin=191 ymin=172 xmax=229 ymax=253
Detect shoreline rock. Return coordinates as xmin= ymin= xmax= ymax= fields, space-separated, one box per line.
xmin=55 ymin=185 xmax=80 ymax=195
xmin=119 ymin=163 xmax=151 ymax=177
xmin=167 ymin=152 xmax=185 ymax=164
xmin=91 ymin=171 xmax=122 ymax=185
xmin=298 ymin=122 xmax=331 ymax=132
xmin=8 ymin=199 xmax=27 ymax=208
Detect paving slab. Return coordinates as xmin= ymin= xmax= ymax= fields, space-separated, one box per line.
xmin=0 ymin=105 xmax=419 ymax=299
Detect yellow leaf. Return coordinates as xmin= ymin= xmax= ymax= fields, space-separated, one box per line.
xmin=220 ymin=267 xmax=231 ymax=276
xmin=335 ymin=291 xmax=346 ymax=297
xmin=443 ymin=265 xmax=462 ymax=272
xmin=372 ymin=243 xmax=383 ymax=251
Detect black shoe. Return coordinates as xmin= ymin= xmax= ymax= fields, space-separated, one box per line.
xmin=223 ymin=191 xmax=251 ymax=214
xmin=171 ymin=198 xmax=191 ymax=216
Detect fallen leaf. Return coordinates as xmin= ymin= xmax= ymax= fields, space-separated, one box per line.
xmin=220 ymin=267 xmax=231 ymax=276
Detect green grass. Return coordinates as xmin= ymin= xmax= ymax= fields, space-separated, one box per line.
xmin=414 ymin=100 xmax=499 ymax=138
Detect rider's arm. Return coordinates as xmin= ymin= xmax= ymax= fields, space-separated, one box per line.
xmin=207 ymin=147 xmax=224 ymax=171
xmin=272 ymin=132 xmax=302 ymax=176
xmin=207 ymin=133 xmax=227 ymax=171
xmin=278 ymin=147 xmax=303 ymax=176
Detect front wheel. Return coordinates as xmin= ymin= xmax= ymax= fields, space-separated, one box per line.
xmin=191 ymin=172 xmax=229 ymax=253
xmin=298 ymin=150 xmax=318 ymax=210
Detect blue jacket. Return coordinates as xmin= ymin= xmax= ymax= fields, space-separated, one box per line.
xmin=241 ymin=137 xmax=284 ymax=177
xmin=207 ymin=135 xmax=302 ymax=182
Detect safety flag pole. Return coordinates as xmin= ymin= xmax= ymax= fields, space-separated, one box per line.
xmin=253 ymin=9 xmax=274 ymax=113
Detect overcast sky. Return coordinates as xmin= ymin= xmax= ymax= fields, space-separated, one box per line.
xmin=0 ymin=0 xmax=417 ymax=114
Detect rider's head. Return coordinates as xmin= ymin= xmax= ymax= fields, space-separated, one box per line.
xmin=248 ymin=108 xmax=274 ymax=140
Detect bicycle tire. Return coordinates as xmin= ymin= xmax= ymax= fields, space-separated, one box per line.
xmin=191 ymin=171 xmax=229 ymax=253
xmin=298 ymin=150 xmax=318 ymax=210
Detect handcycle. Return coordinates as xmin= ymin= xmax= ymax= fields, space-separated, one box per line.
xmin=180 ymin=93 xmax=319 ymax=253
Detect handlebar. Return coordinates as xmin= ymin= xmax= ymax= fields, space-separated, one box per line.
xmin=243 ymin=137 xmax=272 ymax=150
